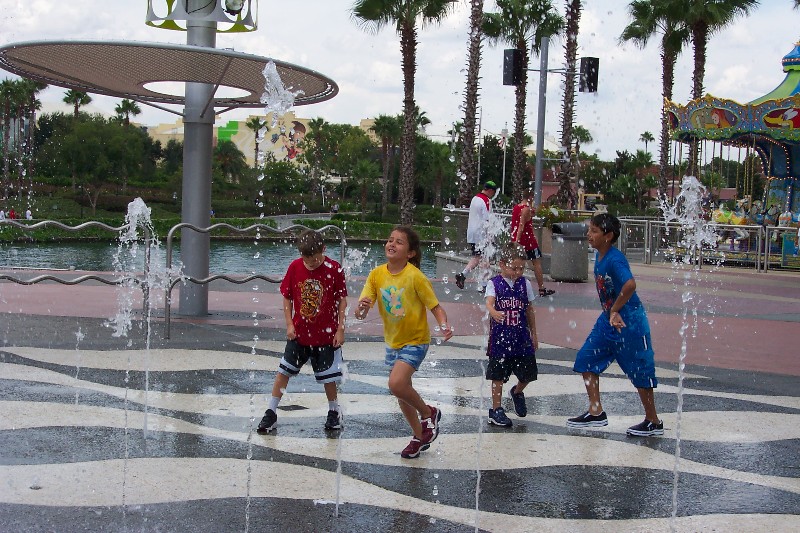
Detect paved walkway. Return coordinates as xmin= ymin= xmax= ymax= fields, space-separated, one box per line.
xmin=0 ymin=261 xmax=798 ymax=531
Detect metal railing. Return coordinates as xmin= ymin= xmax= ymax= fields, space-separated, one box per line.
xmin=163 ymin=222 xmax=347 ymax=338
xmin=0 ymin=219 xmax=152 ymax=312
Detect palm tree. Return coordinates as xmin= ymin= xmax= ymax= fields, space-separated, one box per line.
xmin=573 ymin=124 xmax=593 ymax=155
xmin=639 ymin=131 xmax=655 ymax=153
xmin=244 ymin=116 xmax=267 ymax=167
xmin=114 ymin=99 xmax=141 ymax=127
xmin=352 ymin=0 xmax=456 ymax=225
xmin=1 ymin=79 xmax=18 ymax=189
xmin=63 ymin=90 xmax=92 ymax=118
xmin=554 ymin=0 xmax=582 ymax=209
xmin=620 ymin=0 xmax=689 ymax=200
xmin=23 ymin=80 xmax=47 ymax=178
xmin=484 ymin=0 xmax=564 ymax=203
xmin=682 ymin=0 xmax=758 ymax=177
xmin=370 ymin=114 xmax=402 ymax=218
xmin=457 ymin=0 xmax=485 ymax=208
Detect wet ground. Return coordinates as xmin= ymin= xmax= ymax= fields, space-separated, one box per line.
xmin=0 ymin=262 xmax=798 ymax=532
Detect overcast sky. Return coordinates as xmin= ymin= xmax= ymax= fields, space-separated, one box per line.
xmin=2 ymin=0 xmax=799 ymax=159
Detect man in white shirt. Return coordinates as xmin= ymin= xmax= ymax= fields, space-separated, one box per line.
xmin=456 ymin=181 xmax=497 ymax=289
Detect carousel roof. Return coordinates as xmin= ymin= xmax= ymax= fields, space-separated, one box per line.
xmin=666 ymin=42 xmax=800 ymax=145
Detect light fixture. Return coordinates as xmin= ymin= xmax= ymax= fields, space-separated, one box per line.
xmin=224 ymin=0 xmax=244 ymax=15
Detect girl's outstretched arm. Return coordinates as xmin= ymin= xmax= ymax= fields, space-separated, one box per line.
xmin=430 ymin=304 xmax=453 ymax=341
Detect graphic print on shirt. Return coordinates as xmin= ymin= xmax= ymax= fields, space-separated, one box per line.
xmin=596 ymin=274 xmax=616 ymax=313
xmin=299 ymin=279 xmax=324 ymax=320
xmin=380 ymin=286 xmax=405 ymax=319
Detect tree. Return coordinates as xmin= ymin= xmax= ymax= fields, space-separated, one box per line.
xmin=63 ymin=90 xmax=92 ymax=118
xmin=244 ymin=116 xmax=267 ymax=167
xmin=213 ymin=140 xmax=248 ymax=184
xmin=352 ymin=0 xmax=456 ymax=225
xmin=484 ymin=0 xmax=564 ymax=203
xmin=370 ymin=114 xmax=402 ymax=217
xmin=1 ymin=79 xmax=18 ymax=192
xmin=457 ymin=0 xmax=485 ymax=208
xmin=682 ymin=0 xmax=758 ymax=177
xmin=554 ymin=0 xmax=582 ymax=209
xmin=573 ymin=124 xmax=593 ymax=154
xmin=639 ymin=131 xmax=655 ymax=153
xmin=114 ymin=99 xmax=142 ymax=127
xmin=22 ymin=79 xmax=47 ymax=179
xmin=620 ymin=0 xmax=689 ymax=200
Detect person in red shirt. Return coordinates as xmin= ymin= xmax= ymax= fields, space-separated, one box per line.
xmin=7 ymin=208 xmax=16 ymax=220
xmin=510 ymin=189 xmax=555 ymax=297
xmin=257 ymin=230 xmax=348 ymax=433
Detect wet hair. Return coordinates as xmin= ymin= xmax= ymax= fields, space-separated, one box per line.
xmin=391 ymin=225 xmax=421 ymax=269
xmin=498 ymin=242 xmax=527 ymax=264
xmin=591 ymin=212 xmax=621 ymax=243
xmin=296 ymin=229 xmax=324 ymax=256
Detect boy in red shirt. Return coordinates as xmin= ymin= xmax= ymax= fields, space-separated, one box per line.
xmin=257 ymin=230 xmax=348 ymax=433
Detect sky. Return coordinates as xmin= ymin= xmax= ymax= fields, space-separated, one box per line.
xmin=1 ymin=0 xmax=799 ymax=160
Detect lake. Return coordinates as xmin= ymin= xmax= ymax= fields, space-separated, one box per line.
xmin=0 ymin=240 xmax=439 ymax=278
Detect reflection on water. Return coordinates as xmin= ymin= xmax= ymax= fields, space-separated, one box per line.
xmin=0 ymin=240 xmax=438 ymax=278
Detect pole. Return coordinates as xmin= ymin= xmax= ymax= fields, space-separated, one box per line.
xmin=533 ymin=36 xmax=549 ymax=209
xmin=179 ymin=1 xmax=216 ymax=316
xmin=501 ymin=124 xmax=508 ymax=196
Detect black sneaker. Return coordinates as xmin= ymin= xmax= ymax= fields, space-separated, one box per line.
xmin=455 ymin=272 xmax=466 ymax=290
xmin=324 ymin=409 xmax=342 ymax=430
xmin=488 ymin=407 xmax=513 ymax=427
xmin=566 ymin=410 xmax=608 ymax=428
xmin=626 ymin=418 xmax=664 ymax=437
xmin=508 ymin=385 xmax=527 ymax=417
xmin=257 ymin=409 xmax=277 ymax=434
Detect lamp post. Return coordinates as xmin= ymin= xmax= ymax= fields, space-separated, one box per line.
xmin=500 ymin=124 xmax=508 ymax=196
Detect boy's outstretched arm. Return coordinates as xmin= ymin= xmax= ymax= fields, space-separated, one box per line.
xmin=283 ymin=297 xmax=296 ymax=340
xmin=609 ymin=278 xmax=637 ymax=331
xmin=430 ymin=304 xmax=453 ymax=341
xmin=333 ymin=297 xmax=346 ymax=347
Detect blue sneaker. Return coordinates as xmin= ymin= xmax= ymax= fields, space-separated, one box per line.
xmin=508 ymin=385 xmax=527 ymax=417
xmin=488 ymin=407 xmax=512 ymax=427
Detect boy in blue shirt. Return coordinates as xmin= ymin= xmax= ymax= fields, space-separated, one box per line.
xmin=567 ymin=213 xmax=663 ymax=437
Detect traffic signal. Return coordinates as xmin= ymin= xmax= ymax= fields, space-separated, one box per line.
xmin=579 ymin=57 xmax=599 ymax=92
xmin=503 ymin=49 xmax=523 ymax=86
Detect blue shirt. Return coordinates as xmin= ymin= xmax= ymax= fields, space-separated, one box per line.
xmin=594 ymin=247 xmax=645 ymax=331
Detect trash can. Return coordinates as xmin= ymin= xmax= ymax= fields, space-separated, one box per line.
xmin=550 ymin=222 xmax=588 ymax=282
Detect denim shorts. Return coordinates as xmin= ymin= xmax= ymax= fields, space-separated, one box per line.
xmin=573 ymin=310 xmax=657 ymax=389
xmin=385 ymin=344 xmax=429 ymax=371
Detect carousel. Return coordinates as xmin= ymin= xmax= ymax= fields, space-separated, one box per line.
xmin=665 ymin=42 xmax=800 ymax=269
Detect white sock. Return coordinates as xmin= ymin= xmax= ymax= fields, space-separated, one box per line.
xmin=268 ymin=396 xmax=280 ymax=412
xmin=328 ymin=400 xmax=338 ymax=412
xmin=461 ymin=268 xmax=469 ymax=275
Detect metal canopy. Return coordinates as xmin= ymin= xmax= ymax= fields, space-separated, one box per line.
xmin=0 ymin=40 xmax=338 ymax=108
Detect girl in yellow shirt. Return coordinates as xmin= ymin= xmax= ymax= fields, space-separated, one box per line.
xmin=356 ymin=226 xmax=452 ymax=458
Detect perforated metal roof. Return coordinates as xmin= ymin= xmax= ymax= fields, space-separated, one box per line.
xmin=0 ymin=40 xmax=338 ymax=108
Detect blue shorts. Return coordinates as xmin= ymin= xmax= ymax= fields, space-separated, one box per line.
xmin=573 ymin=310 xmax=658 ymax=389
xmin=385 ymin=344 xmax=429 ymax=371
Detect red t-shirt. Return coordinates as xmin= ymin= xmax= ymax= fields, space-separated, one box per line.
xmin=510 ymin=203 xmax=539 ymax=251
xmin=280 ymin=256 xmax=348 ymax=346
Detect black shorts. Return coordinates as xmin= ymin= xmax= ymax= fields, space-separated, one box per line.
xmin=525 ymin=248 xmax=542 ymax=260
xmin=469 ymin=243 xmax=482 ymax=256
xmin=485 ymin=355 xmax=538 ymax=383
xmin=278 ymin=339 xmax=343 ymax=384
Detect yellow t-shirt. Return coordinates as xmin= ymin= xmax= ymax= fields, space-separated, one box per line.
xmin=360 ymin=263 xmax=440 ymax=349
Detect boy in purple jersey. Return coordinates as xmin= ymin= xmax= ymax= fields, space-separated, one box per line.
xmin=484 ymin=243 xmax=539 ymax=427
xmin=567 ymin=213 xmax=663 ymax=437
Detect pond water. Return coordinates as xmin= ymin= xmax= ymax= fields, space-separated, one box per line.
xmin=0 ymin=240 xmax=439 ymax=278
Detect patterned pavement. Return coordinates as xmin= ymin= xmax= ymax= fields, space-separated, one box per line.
xmin=0 ymin=262 xmax=798 ymax=532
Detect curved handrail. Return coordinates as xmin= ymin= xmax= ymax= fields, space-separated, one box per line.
xmin=163 ymin=222 xmax=347 ymax=338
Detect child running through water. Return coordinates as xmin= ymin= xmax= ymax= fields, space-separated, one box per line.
xmin=567 ymin=213 xmax=663 ymax=437
xmin=485 ymin=243 xmax=539 ymax=427
xmin=355 ymin=226 xmax=453 ymax=458
xmin=257 ymin=230 xmax=347 ymax=434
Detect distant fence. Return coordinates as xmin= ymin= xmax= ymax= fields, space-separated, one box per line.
xmin=439 ymin=211 xmax=798 ymax=272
